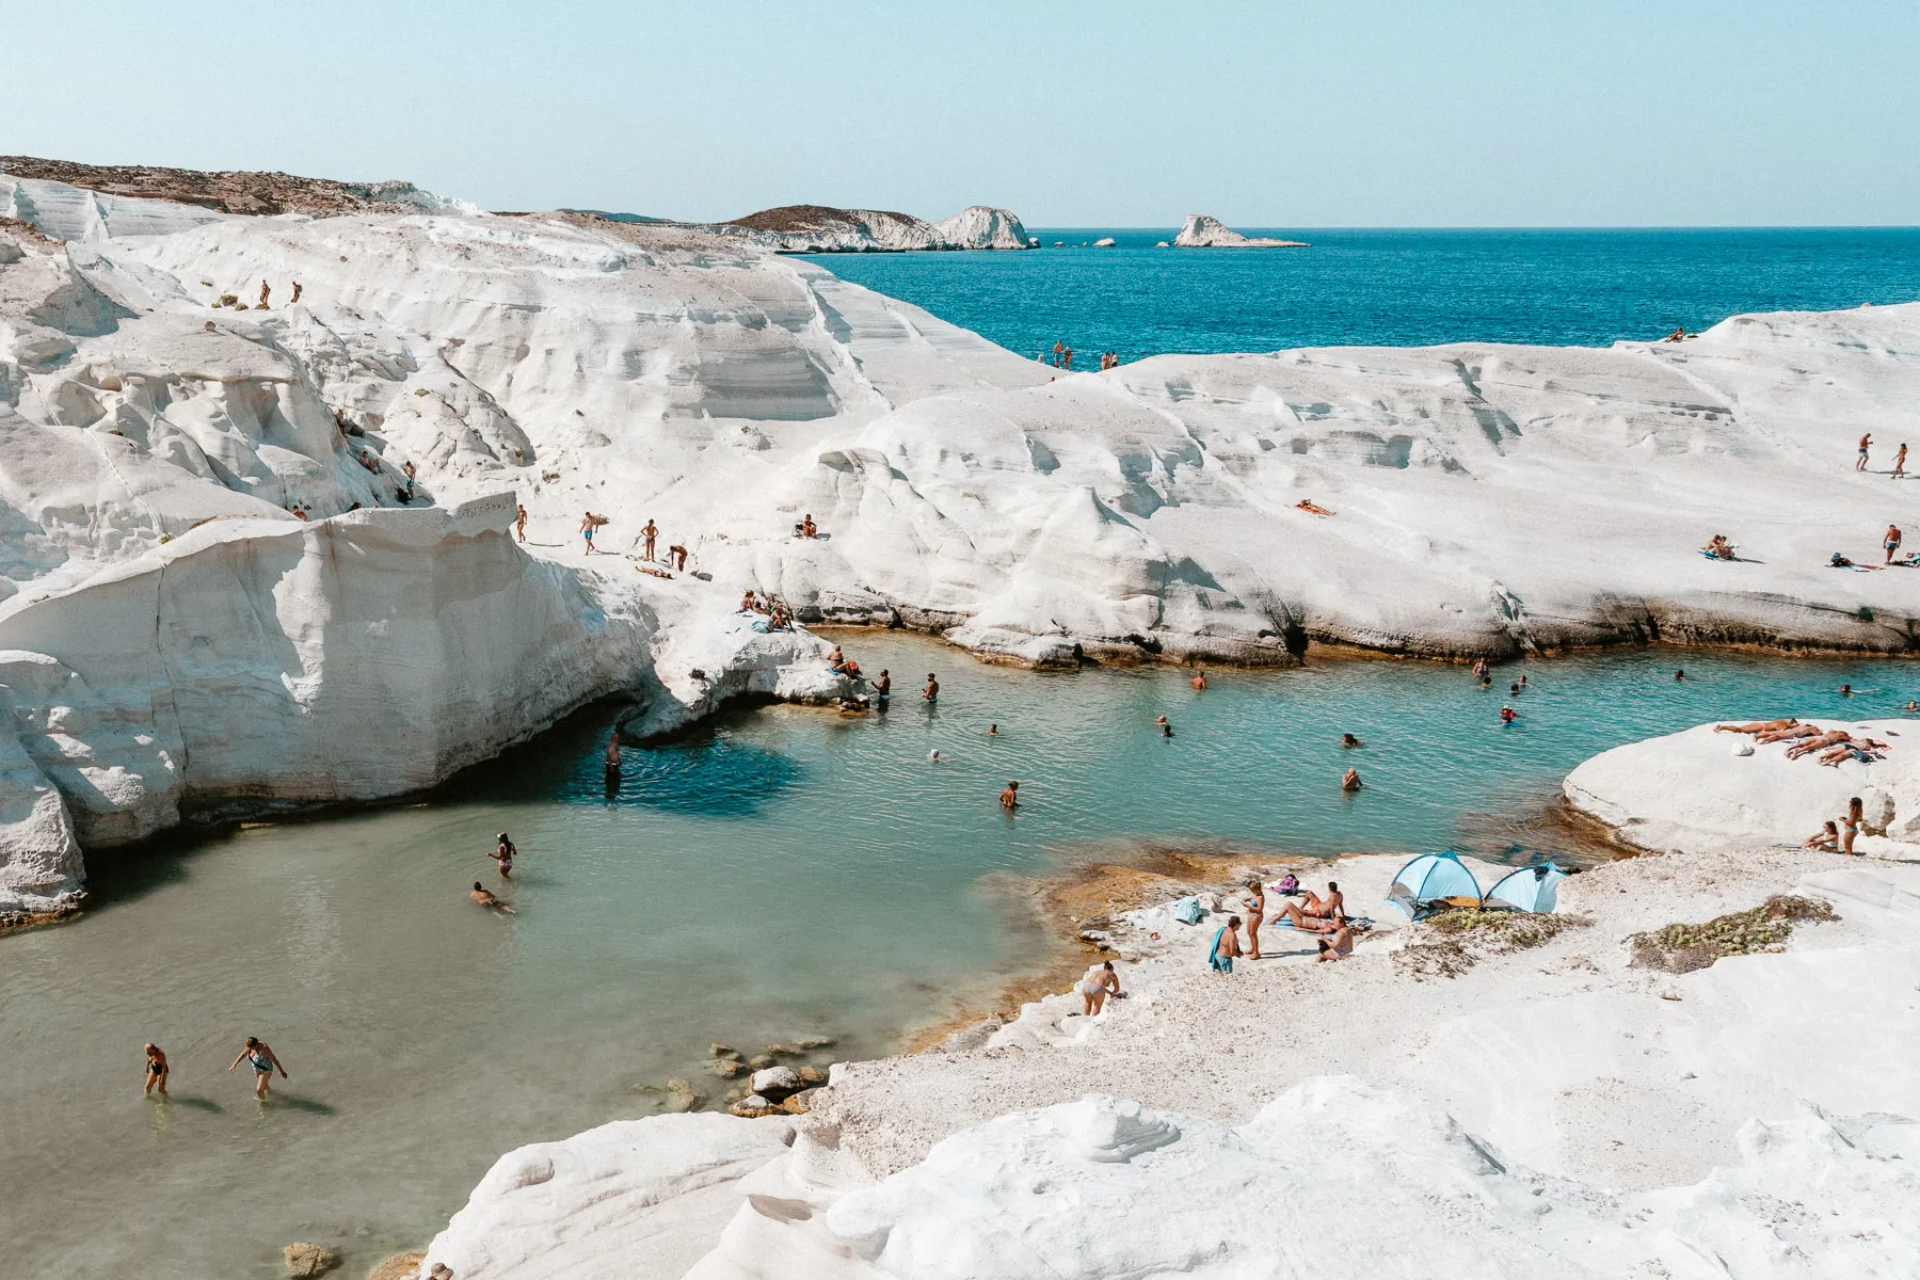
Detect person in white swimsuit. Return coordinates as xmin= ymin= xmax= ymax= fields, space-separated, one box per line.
xmin=1077 ymin=960 xmax=1121 ymax=1015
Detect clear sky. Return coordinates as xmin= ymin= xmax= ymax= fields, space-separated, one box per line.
xmin=8 ymin=0 xmax=1916 ymax=227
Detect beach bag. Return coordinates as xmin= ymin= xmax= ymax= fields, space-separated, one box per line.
xmin=1173 ymin=896 xmax=1207 ymax=926
xmin=1276 ymin=874 xmax=1299 ymax=895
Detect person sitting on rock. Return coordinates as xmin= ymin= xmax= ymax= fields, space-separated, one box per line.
xmin=1805 ymin=821 xmax=1841 ymax=852
xmin=1662 ymin=326 xmax=1685 ymax=343
xmin=1703 ymin=534 xmax=1735 ymax=559
xmin=740 ymin=589 xmax=760 ymax=613
xmin=1316 ymin=920 xmax=1356 ymax=962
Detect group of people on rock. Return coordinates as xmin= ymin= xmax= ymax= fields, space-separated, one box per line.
xmin=739 ymin=589 xmax=795 ymax=630
xmin=1716 ymin=716 xmax=1891 ymax=768
xmin=1209 ymin=875 xmax=1357 ymax=972
xmin=1856 ymin=433 xmax=1908 ymax=479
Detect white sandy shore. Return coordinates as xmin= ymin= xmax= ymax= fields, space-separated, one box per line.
xmin=418 ymin=724 xmax=1920 ymax=1278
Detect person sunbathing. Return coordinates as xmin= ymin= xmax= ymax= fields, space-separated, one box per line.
xmin=1785 ymin=730 xmax=1852 ymax=760
xmin=1294 ymin=499 xmax=1335 ymax=516
xmin=1715 ymin=718 xmax=1797 ymax=734
xmin=1755 ymin=723 xmax=1820 ymax=744
xmin=1662 ymin=326 xmax=1686 ymax=343
xmin=1804 ymin=821 xmax=1840 ymax=852
xmin=1272 ymin=901 xmax=1339 ymax=933
xmin=1818 ymin=737 xmax=1888 ymax=767
xmin=1702 ymin=535 xmax=1736 ymax=560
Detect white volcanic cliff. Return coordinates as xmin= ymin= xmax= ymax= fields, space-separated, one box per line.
xmin=4 ymin=167 xmax=1920 ymax=912
xmin=1172 ymin=213 xmax=1309 ymax=247
xmin=931 ymin=205 xmax=1034 ymax=250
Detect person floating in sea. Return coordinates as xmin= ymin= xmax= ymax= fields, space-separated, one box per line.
xmin=515 ymin=504 xmax=528 ymax=543
xmin=1840 ymin=683 xmax=1853 ymax=697
xmin=1510 ymin=682 xmax=1521 ymax=695
xmin=923 ymin=673 xmax=939 ymax=702
xmin=1907 ymin=700 xmax=1918 ymax=714
xmin=1190 ymin=671 xmax=1207 ymax=691
xmin=927 ymin=749 xmax=941 ymax=763
xmin=1000 ymin=780 xmax=1020 ymax=810
xmin=1341 ymin=733 xmax=1363 ymax=748
xmin=471 ymin=882 xmax=517 ymax=913
xmin=1858 ymin=432 xmax=1873 ymax=471
xmin=1884 ymin=523 xmax=1903 ymax=565
xmin=1341 ymin=767 xmax=1363 ymax=791
xmin=1500 ymin=704 xmax=1518 ymax=724
xmin=1076 ymin=960 xmax=1121 ymax=1015
xmin=492 ymin=832 xmax=516 ymax=878
xmin=228 ymin=1036 xmax=287 ymax=1100
xmin=642 ymin=519 xmax=659 ymax=561
xmin=1157 ymin=715 xmax=1173 ymax=738
xmin=1805 ymin=820 xmax=1841 ymax=852
xmin=143 ymin=1043 xmax=169 ymax=1098
xmin=1209 ymin=916 xmax=1243 ymax=973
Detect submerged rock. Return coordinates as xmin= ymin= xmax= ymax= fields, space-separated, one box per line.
xmin=281 ymin=1242 xmax=337 ymax=1276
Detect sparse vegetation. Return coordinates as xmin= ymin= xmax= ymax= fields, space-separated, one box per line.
xmin=1395 ymin=907 xmax=1590 ymax=981
xmin=1628 ymin=896 xmax=1836 ymax=974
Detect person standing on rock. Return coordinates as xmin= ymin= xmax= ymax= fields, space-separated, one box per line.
xmin=228 ymin=1036 xmax=287 ymax=1100
xmin=143 ymin=1043 xmax=169 ymax=1098
xmin=1051 ymin=339 xmax=1064 ymax=367
xmin=580 ymin=512 xmax=598 ymax=555
xmin=1209 ymin=916 xmax=1243 ymax=974
xmin=1242 ymin=881 xmax=1266 ymax=960
xmin=1842 ymin=796 xmax=1864 ymax=855
xmin=258 ymin=280 xmax=271 ymax=310
xmin=515 ymin=504 xmax=528 ymax=542
xmin=1858 ymin=433 xmax=1873 ymax=471
xmin=1894 ymin=443 xmax=1908 ymax=479
xmin=1884 ymin=522 xmax=1903 ymax=564
xmin=492 ymin=832 xmax=516 ymax=878
xmin=642 ymin=519 xmax=659 ymax=561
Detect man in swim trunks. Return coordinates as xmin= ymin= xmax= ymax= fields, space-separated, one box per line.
xmin=471 ymin=882 xmax=517 ymax=912
xmin=923 ymin=673 xmax=939 ymax=702
xmin=1786 ymin=730 xmax=1852 ymax=760
xmin=1756 ymin=723 xmax=1820 ymax=744
xmin=228 ymin=1036 xmax=288 ymax=1099
xmin=1858 ymin=433 xmax=1873 ymax=471
xmin=875 ymin=670 xmax=891 ymax=699
xmin=580 ymin=512 xmax=597 ymax=554
xmin=1307 ymin=881 xmax=1345 ymax=921
xmin=1209 ymin=916 xmax=1242 ymax=973
xmin=1000 ymin=781 xmax=1020 ymax=810
xmin=1191 ymin=672 xmax=1207 ymax=691
xmin=642 ymin=519 xmax=659 ymax=561
xmin=1885 ymin=523 xmax=1903 ymax=565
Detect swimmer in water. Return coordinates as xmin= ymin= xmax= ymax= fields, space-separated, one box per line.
xmin=875 ymin=669 xmax=891 ymax=699
xmin=228 ymin=1036 xmax=288 ymax=1099
xmin=1340 ymin=733 xmax=1363 ymax=748
xmin=1191 ymin=671 xmax=1207 ymax=691
xmin=492 ymin=832 xmax=516 ymax=878
xmin=1157 ymin=715 xmax=1173 ymax=738
xmin=1481 ymin=675 xmax=1493 ymax=690
xmin=1341 ymin=767 xmax=1362 ymax=791
xmin=1840 ymin=683 xmax=1854 ymax=697
xmin=1907 ymin=700 xmax=1918 ymax=713
xmin=143 ymin=1043 xmax=169 ymax=1098
xmin=472 ymin=881 xmax=517 ymax=913
xmin=1674 ymin=669 xmax=1687 ymax=682
xmin=1509 ymin=682 xmax=1520 ymax=695
xmin=987 ymin=723 xmax=998 ymax=736
xmin=923 ymin=673 xmax=939 ymax=702
xmin=1501 ymin=705 xmax=1518 ymax=724
xmin=1000 ymin=780 xmax=1020 ymax=810
xmin=927 ymin=749 xmax=941 ymax=763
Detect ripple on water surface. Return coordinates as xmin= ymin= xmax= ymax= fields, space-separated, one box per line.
xmin=3 ymin=633 xmax=1913 ymax=1277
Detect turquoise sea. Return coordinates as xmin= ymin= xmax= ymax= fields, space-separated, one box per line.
xmin=809 ymin=227 xmax=1920 ymax=362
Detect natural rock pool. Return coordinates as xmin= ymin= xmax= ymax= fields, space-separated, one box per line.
xmin=3 ymin=633 xmax=1910 ymax=1277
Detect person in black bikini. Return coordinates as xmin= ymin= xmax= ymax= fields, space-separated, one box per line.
xmin=143 ymin=1043 xmax=169 ymax=1098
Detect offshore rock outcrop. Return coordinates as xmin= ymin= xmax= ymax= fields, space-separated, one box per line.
xmin=1172 ymin=213 xmax=1308 ymax=247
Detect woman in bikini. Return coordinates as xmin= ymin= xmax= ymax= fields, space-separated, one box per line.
xmin=1841 ymin=797 xmax=1865 ymax=855
xmin=1315 ymin=921 xmax=1355 ymax=963
xmin=229 ymin=1036 xmax=288 ymax=1099
xmin=1077 ymin=960 xmax=1121 ymax=1015
xmin=492 ymin=833 xmax=516 ymax=878
xmin=143 ymin=1043 xmax=169 ymax=1098
xmin=1242 ymin=881 xmax=1266 ymax=960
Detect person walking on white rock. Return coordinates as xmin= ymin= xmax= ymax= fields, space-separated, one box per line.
xmin=1885 ymin=523 xmax=1903 ymax=564
xmin=1894 ymin=443 xmax=1908 ymax=479
xmin=515 ymin=505 xmax=528 ymax=543
xmin=1857 ymin=432 xmax=1873 ymax=471
xmin=258 ymin=280 xmax=271 ymax=310
xmin=492 ymin=832 xmax=516 ymax=878
xmin=229 ymin=1036 xmax=287 ymax=1100
xmin=1077 ymin=960 xmax=1120 ymax=1015
xmin=580 ymin=512 xmax=599 ymax=555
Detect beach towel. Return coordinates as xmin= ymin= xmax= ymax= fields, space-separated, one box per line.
xmin=1173 ymin=896 xmax=1207 ymax=926
xmin=1208 ymin=926 xmax=1232 ymax=973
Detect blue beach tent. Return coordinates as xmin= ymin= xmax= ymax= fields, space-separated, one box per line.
xmin=1386 ymin=851 xmax=1483 ymax=920
xmin=1486 ymin=862 xmax=1569 ymax=914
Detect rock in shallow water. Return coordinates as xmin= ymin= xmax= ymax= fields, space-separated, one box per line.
xmin=282 ymin=1241 xmax=337 ymax=1276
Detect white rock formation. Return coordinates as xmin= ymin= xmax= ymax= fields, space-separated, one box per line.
xmin=1091 ymin=236 xmax=1116 ymax=247
xmin=723 ymin=206 xmax=947 ymax=253
xmin=931 ymin=206 xmax=1034 ymax=250
xmin=1565 ymin=718 xmax=1920 ymax=856
xmin=1172 ymin=214 xmax=1308 ymax=248
xmin=7 ymin=172 xmax=1920 ymax=907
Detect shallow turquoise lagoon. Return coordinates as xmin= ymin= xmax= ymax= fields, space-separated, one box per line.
xmin=3 ymin=633 xmax=1912 ymax=1277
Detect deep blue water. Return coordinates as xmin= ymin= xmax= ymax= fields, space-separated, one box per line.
xmin=807 ymin=228 xmax=1920 ymax=362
